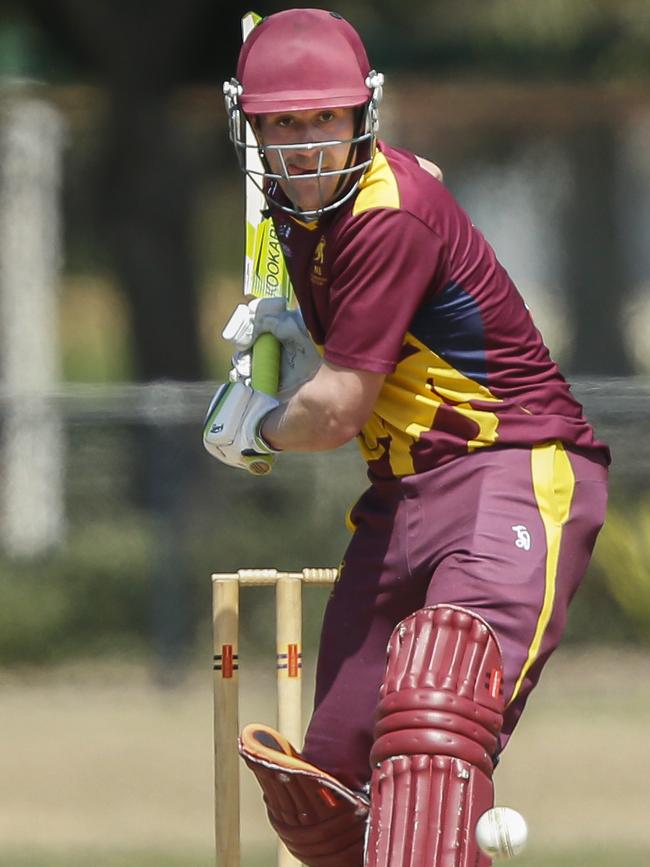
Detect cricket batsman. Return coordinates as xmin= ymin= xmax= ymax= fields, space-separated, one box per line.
xmin=204 ymin=9 xmax=610 ymax=866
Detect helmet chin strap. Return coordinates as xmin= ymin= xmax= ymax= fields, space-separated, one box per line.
xmin=223 ymin=72 xmax=385 ymax=222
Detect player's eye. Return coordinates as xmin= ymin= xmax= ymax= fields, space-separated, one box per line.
xmin=319 ymin=111 xmax=335 ymax=123
xmin=277 ymin=116 xmax=294 ymax=128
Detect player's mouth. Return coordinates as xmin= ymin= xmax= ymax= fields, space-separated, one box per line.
xmin=286 ymin=165 xmax=324 ymax=177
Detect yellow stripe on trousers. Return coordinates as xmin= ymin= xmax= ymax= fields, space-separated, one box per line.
xmin=509 ymin=442 xmax=576 ymax=705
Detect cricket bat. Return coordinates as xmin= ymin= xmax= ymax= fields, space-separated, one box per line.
xmin=241 ymin=11 xmax=294 ymax=400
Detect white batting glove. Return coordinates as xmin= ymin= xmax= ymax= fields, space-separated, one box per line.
xmin=222 ymin=298 xmax=321 ymax=400
xmin=228 ymin=349 xmax=252 ymax=386
xmin=203 ymin=381 xmax=280 ymax=476
xmin=258 ymin=306 xmax=321 ymax=399
xmin=222 ymin=297 xmax=286 ymax=351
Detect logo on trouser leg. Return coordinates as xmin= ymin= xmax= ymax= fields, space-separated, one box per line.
xmin=511 ymin=525 xmax=531 ymax=550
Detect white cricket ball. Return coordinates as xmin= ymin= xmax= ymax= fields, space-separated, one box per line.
xmin=475 ymin=807 xmax=528 ymax=859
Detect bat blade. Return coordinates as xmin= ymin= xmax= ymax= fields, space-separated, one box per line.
xmin=241 ymin=11 xmax=294 ymax=399
xmin=238 ymin=12 xmax=296 ymax=473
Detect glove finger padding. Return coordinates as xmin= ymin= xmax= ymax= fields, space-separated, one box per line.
xmin=365 ymin=606 xmax=504 ymax=867
xmin=222 ymin=297 xmax=287 ymax=351
xmin=239 ymin=723 xmax=369 ymax=867
xmin=228 ymin=350 xmax=252 ymax=386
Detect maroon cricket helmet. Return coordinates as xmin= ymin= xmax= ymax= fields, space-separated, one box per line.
xmin=236 ymin=9 xmax=372 ymax=114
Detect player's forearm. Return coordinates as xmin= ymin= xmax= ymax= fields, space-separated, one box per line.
xmin=261 ymin=383 xmax=358 ymax=452
xmin=261 ymin=361 xmax=385 ymax=453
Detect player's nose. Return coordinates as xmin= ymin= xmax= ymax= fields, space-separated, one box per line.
xmin=294 ymin=123 xmax=326 ymax=153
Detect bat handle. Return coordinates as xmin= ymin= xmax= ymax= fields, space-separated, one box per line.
xmin=251 ymin=333 xmax=281 ymax=395
xmin=247 ymin=332 xmax=281 ymax=475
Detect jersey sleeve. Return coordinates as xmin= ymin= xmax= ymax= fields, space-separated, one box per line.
xmin=324 ymin=208 xmax=446 ymax=373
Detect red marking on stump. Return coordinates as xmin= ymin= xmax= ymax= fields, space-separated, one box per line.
xmin=222 ymin=645 xmax=234 ymax=678
xmin=288 ymin=644 xmax=299 ymax=677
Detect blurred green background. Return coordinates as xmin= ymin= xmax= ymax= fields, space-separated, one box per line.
xmin=1 ymin=1 xmax=649 ymax=865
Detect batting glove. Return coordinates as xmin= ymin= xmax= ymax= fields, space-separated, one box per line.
xmin=203 ymin=381 xmax=280 ymax=476
xmin=223 ymin=298 xmax=321 ymax=400
xmin=222 ymin=297 xmax=286 ymax=351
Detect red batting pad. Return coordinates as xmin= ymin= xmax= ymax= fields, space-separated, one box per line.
xmin=239 ymin=723 xmax=369 ymax=867
xmin=365 ymin=605 xmax=504 ymax=867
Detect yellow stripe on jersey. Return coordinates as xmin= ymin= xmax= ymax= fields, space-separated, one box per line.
xmin=290 ymin=215 xmax=321 ymax=231
xmin=357 ymin=332 xmax=502 ymax=476
xmin=352 ymin=150 xmax=400 ymax=215
xmin=509 ymin=441 xmax=576 ymax=705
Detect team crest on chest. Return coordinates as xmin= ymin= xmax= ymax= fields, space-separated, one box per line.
xmin=310 ymin=235 xmax=327 ymax=287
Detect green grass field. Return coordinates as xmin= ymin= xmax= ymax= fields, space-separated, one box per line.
xmin=2 ymin=649 xmax=649 ymax=866
xmin=1 ymin=848 xmax=648 ymax=866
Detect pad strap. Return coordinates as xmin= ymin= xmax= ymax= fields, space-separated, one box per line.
xmin=239 ymin=723 xmax=369 ymax=867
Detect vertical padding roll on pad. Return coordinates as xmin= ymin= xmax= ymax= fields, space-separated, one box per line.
xmin=365 ymin=606 xmax=505 ymax=867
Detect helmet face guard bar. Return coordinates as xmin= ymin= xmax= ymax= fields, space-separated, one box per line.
xmin=237 ymin=135 xmax=374 ymax=221
xmin=223 ymin=72 xmax=384 ymax=221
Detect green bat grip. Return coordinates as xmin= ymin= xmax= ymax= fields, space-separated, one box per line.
xmin=245 ymin=332 xmax=280 ymax=475
xmin=251 ymin=332 xmax=281 ymax=396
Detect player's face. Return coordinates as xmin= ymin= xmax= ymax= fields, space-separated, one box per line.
xmin=255 ymin=107 xmax=356 ymax=214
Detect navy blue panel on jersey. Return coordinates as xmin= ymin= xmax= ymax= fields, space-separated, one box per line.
xmin=409 ymin=281 xmax=488 ymax=385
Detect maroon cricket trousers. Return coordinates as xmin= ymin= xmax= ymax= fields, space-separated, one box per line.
xmin=302 ymin=441 xmax=608 ymax=790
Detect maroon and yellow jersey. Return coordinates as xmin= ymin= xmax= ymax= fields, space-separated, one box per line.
xmin=271 ymin=142 xmax=610 ymax=479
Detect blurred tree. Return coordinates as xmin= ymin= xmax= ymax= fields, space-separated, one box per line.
xmin=364 ymin=0 xmax=650 ymax=78
xmin=10 ymin=0 xmax=650 ymax=381
xmin=8 ymin=1 xmax=267 ymax=676
xmin=18 ymin=0 xmax=261 ymax=381
xmin=561 ymin=123 xmax=633 ymax=374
